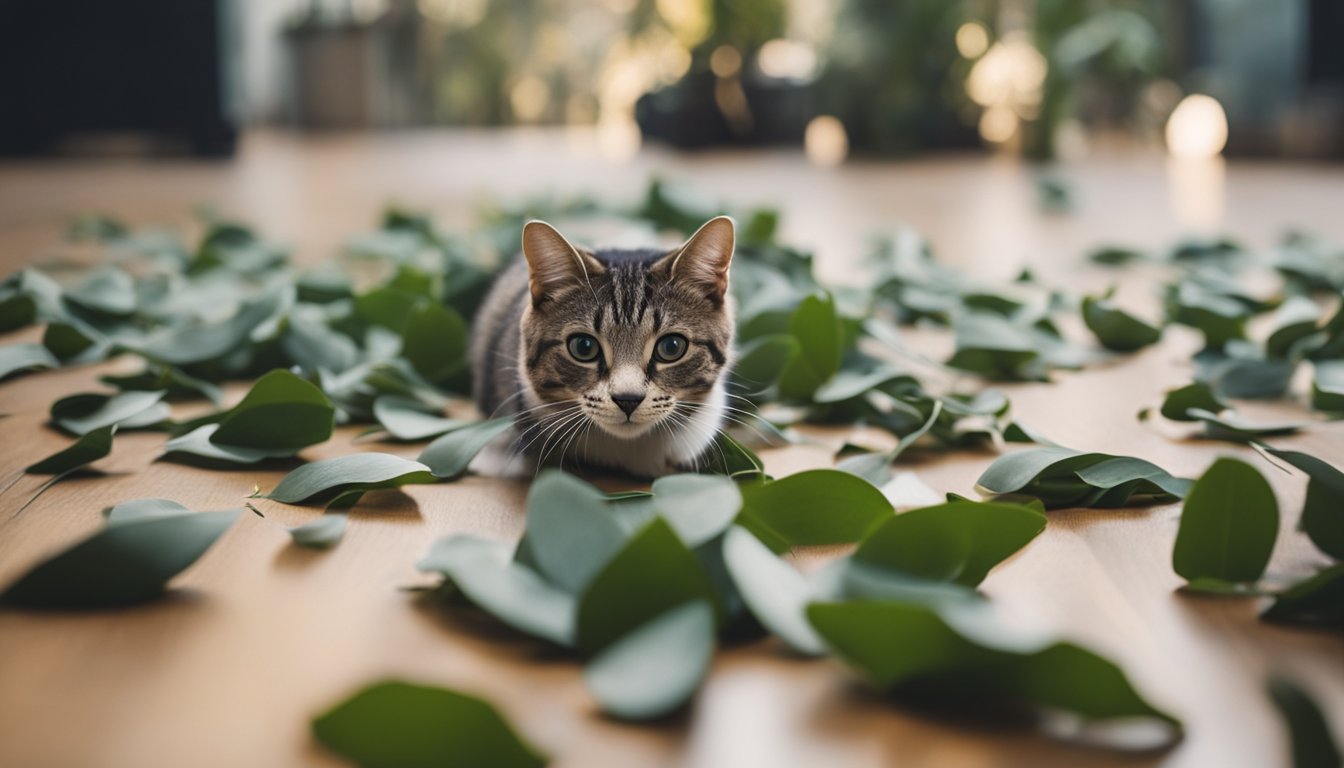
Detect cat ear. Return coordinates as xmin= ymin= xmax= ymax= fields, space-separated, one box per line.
xmin=668 ymin=216 xmax=734 ymax=302
xmin=522 ymin=220 xmax=602 ymax=305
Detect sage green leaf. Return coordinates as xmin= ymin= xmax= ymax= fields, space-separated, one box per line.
xmin=266 ymin=453 xmax=437 ymax=504
xmin=732 ymin=333 xmax=798 ymax=393
xmin=1262 ymin=564 xmax=1344 ymax=628
xmin=721 ymin=526 xmax=825 ymax=655
xmin=65 ymin=266 xmax=136 ymax=316
xmin=1082 ymin=296 xmax=1161 ymax=352
xmin=1266 ymin=296 xmax=1322 ymax=359
xmin=1206 ymin=356 xmax=1296 ymax=399
xmin=1185 ymin=408 xmax=1309 ymax=442
xmin=1268 ymin=677 xmax=1343 ymax=768
xmin=402 ymin=302 xmax=469 ymax=386
xmin=163 ymin=424 xmax=298 ymax=465
xmin=576 ymin=518 xmax=718 ymax=654
xmin=1074 ymin=457 xmax=1194 ymax=501
xmin=50 ymin=390 xmax=166 ymax=436
xmin=852 ymin=500 xmax=1047 ymax=587
xmin=1160 ymin=382 xmax=1227 ymax=422
xmin=43 ymin=321 xmax=106 ymax=362
xmin=519 ymin=470 xmax=627 ymax=594
xmin=1088 ymin=246 xmax=1144 ymax=265
xmin=583 ymin=601 xmax=715 ymax=720
xmin=1170 ymin=284 xmax=1247 ymax=348
xmin=0 ymin=342 xmax=58 ymax=380
xmin=813 ymin=367 xmax=916 ymax=404
xmin=289 ymin=514 xmax=347 ymax=549
xmin=26 ymin=424 xmax=115 ymax=475
xmin=0 ymin=509 xmax=239 ymax=608
xmin=807 ymin=601 xmax=1181 ymax=745
xmin=210 ymin=369 xmax=335 ymax=451
xmin=281 ymin=310 xmax=360 ymax=374
xmin=417 ymin=418 xmax=514 ymax=479
xmin=837 ymin=399 xmax=943 ymax=485
xmin=1263 ymin=447 xmax=1344 ymax=560
xmin=355 ymin=287 xmax=421 ymax=331
xmin=945 ymin=313 xmax=1041 ymax=381
xmin=418 ymin=535 xmax=575 ymax=645
xmin=697 ymin=432 xmax=764 ymax=476
xmin=1173 ymin=458 xmax=1278 ymax=584
xmin=101 ymin=364 xmax=223 ymax=405
xmin=104 ymin=498 xmax=191 ymax=524
xmin=373 ymin=395 xmax=469 ymax=441
xmin=650 ymin=474 xmax=742 ymax=547
xmin=130 ymin=288 xmax=285 ymax=366
xmin=738 ymin=469 xmax=893 ymax=548
xmin=976 ymin=447 xmax=1188 ymax=509
xmin=1312 ymin=361 xmax=1344 ymax=412
xmin=0 ymin=293 xmax=36 ymax=333
xmin=312 ymin=680 xmax=547 ymax=768
xmin=777 ymin=294 xmax=844 ymax=400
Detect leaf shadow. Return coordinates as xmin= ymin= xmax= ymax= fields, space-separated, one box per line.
xmin=407 ymin=589 xmax=574 ymax=665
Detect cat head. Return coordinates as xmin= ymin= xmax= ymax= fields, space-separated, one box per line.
xmin=518 ymin=216 xmax=735 ymax=439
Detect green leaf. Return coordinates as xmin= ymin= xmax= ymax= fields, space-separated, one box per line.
xmin=402 ymin=302 xmax=469 ymax=386
xmin=26 ymin=424 xmax=115 ymax=475
xmin=104 ymin=498 xmax=192 ymax=524
xmin=836 ymin=399 xmax=943 ymax=486
xmin=1173 ymin=458 xmax=1278 ymax=584
xmin=64 ymin=266 xmax=136 ymax=316
xmin=731 ymin=334 xmax=799 ymax=394
xmin=209 ymin=369 xmax=335 ymax=451
xmin=0 ymin=342 xmax=58 ymax=380
xmin=518 ymin=471 xmax=627 ymax=594
xmin=976 ymin=447 xmax=1189 ymax=510
xmin=43 ymin=321 xmax=105 ymax=362
xmin=1185 ymin=408 xmax=1308 ymax=442
xmin=0 ymin=509 xmax=239 ymax=608
xmin=576 ymin=518 xmax=718 ymax=654
xmin=101 ymin=364 xmax=223 ymax=405
xmin=738 ymin=469 xmax=893 ymax=547
xmin=1088 ymin=246 xmax=1145 ymax=266
xmin=1082 ymin=296 xmax=1161 ymax=352
xmin=289 ymin=514 xmax=348 ymax=549
xmin=266 ymin=453 xmax=438 ymax=505
xmin=1263 ymin=447 xmax=1344 ymax=560
xmin=50 ymin=390 xmax=167 ymax=436
xmin=649 ymin=474 xmax=742 ymax=547
xmin=945 ymin=313 xmax=1041 ymax=381
xmin=418 ymin=535 xmax=575 ymax=646
xmin=131 ymin=289 xmax=285 ymax=366
xmin=813 ymin=367 xmax=916 ymax=405
xmin=1312 ymin=361 xmax=1344 ymax=413
xmin=417 ymin=418 xmax=515 ymax=479
xmin=721 ymin=526 xmax=825 ymax=655
xmin=1262 ymin=564 xmax=1344 ymax=628
xmin=583 ymin=601 xmax=715 ymax=720
xmin=696 ymin=432 xmax=764 ymax=476
xmin=1206 ymin=356 xmax=1296 ymax=399
xmin=1266 ymin=296 xmax=1322 ymax=359
xmin=852 ymin=500 xmax=1046 ymax=587
xmin=807 ymin=601 xmax=1181 ymax=745
xmin=312 ymin=680 xmax=547 ymax=768
xmin=163 ymin=424 xmax=298 ymax=465
xmin=777 ymin=294 xmax=844 ymax=400
xmin=373 ymin=395 xmax=470 ymax=441
xmin=1159 ymin=382 xmax=1227 ymax=422
xmin=1267 ymin=677 xmax=1343 ymax=768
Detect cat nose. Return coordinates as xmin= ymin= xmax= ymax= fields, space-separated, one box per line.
xmin=611 ymin=393 xmax=645 ymax=417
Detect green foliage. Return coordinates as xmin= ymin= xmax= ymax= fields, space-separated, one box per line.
xmin=976 ymin=446 xmax=1190 ymax=509
xmin=265 ymin=453 xmax=438 ymax=504
xmin=1082 ymin=295 xmax=1161 ymax=352
xmin=1267 ymin=677 xmax=1343 ymax=768
xmin=738 ymin=469 xmax=893 ymax=548
xmin=312 ymin=681 xmax=547 ymax=768
xmin=26 ymin=424 xmax=115 ymax=475
xmin=1173 ymin=458 xmax=1278 ymax=588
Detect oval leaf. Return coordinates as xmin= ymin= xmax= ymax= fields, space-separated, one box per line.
xmin=738 ymin=469 xmax=893 ymax=548
xmin=1173 ymin=457 xmax=1278 ymax=584
xmin=266 ymin=453 xmax=437 ymax=505
xmin=583 ymin=601 xmax=715 ymax=720
xmin=418 ymin=418 xmax=515 ymax=479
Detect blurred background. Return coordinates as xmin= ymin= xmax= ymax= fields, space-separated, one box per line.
xmin=1 ymin=0 xmax=1341 ymax=163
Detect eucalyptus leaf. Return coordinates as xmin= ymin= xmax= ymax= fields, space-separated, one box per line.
xmin=807 ymin=600 xmax=1181 ymax=746
xmin=417 ymin=418 xmax=515 ymax=479
xmin=777 ymin=293 xmax=844 ymax=400
xmin=0 ymin=342 xmax=58 ymax=380
xmin=1159 ymin=382 xmax=1227 ymax=422
xmin=576 ymin=518 xmax=718 ymax=654
xmin=0 ymin=508 xmax=239 ymax=608
xmin=976 ymin=447 xmax=1188 ymax=509
xmin=1266 ymin=296 xmax=1322 ymax=359
xmin=945 ymin=313 xmax=1041 ymax=381
xmin=50 ymin=390 xmax=166 ymax=436
xmin=1262 ymin=564 xmax=1344 ymax=628
xmin=721 ymin=525 xmax=826 ymax=655
xmin=1082 ymin=296 xmax=1161 ymax=352
xmin=266 ymin=453 xmax=437 ymax=504
xmin=104 ymin=498 xmax=192 ymax=524
xmin=649 ymin=474 xmax=742 ymax=547
xmin=1173 ymin=458 xmax=1278 ymax=586
xmin=1267 ymin=677 xmax=1343 ymax=768
xmin=418 ymin=535 xmax=575 ymax=646
xmin=731 ymin=333 xmax=798 ymax=394
xmin=130 ymin=288 xmax=286 ymax=366
xmin=852 ymin=500 xmax=1047 ymax=587
xmin=583 ymin=600 xmax=715 ymax=720
xmin=518 ymin=470 xmax=627 ymax=594
xmin=1184 ymin=408 xmax=1309 ymax=442
xmin=402 ymin=301 xmax=469 ymax=387
xmin=738 ymin=469 xmax=893 ymax=548
xmin=312 ymin=680 xmax=547 ymax=768
xmin=289 ymin=512 xmax=349 ymax=550
xmin=373 ymin=395 xmax=470 ymax=441
xmin=163 ymin=423 xmax=298 ymax=465
xmin=1312 ymin=361 xmax=1344 ymax=413
xmin=26 ymin=424 xmax=115 ymax=475
xmin=1262 ymin=446 xmax=1344 ymax=561
xmin=209 ymin=369 xmax=335 ymax=451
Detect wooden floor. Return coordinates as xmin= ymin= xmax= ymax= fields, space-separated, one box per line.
xmin=0 ymin=130 xmax=1341 ymax=768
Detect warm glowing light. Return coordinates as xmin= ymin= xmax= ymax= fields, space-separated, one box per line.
xmin=657 ymin=0 xmax=711 ymax=47
xmin=1165 ymin=94 xmax=1229 ymax=159
xmin=978 ymin=105 xmax=1017 ymax=143
xmin=710 ymin=45 xmax=742 ymax=78
xmin=597 ymin=117 xmax=642 ymax=162
xmin=804 ymin=115 xmax=848 ymax=168
xmin=658 ymin=43 xmax=692 ymax=82
xmin=757 ymin=39 xmax=817 ymax=80
xmin=967 ymin=36 xmax=1047 ymax=109
xmin=510 ymin=76 xmax=550 ymax=123
xmin=417 ymin=0 xmax=486 ymax=28
xmin=956 ymin=22 xmax=989 ymax=59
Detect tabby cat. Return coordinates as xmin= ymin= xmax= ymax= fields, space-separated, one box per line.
xmin=471 ymin=216 xmax=735 ymax=477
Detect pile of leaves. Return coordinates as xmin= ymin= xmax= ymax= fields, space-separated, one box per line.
xmin=2 ymin=181 xmax=1343 ymax=766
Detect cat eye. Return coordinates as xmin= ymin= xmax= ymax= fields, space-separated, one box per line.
xmin=567 ymin=333 xmax=601 ymax=362
xmin=653 ymin=334 xmax=688 ymax=363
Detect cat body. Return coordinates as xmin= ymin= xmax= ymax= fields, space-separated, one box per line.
xmin=471 ymin=217 xmax=736 ymax=477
